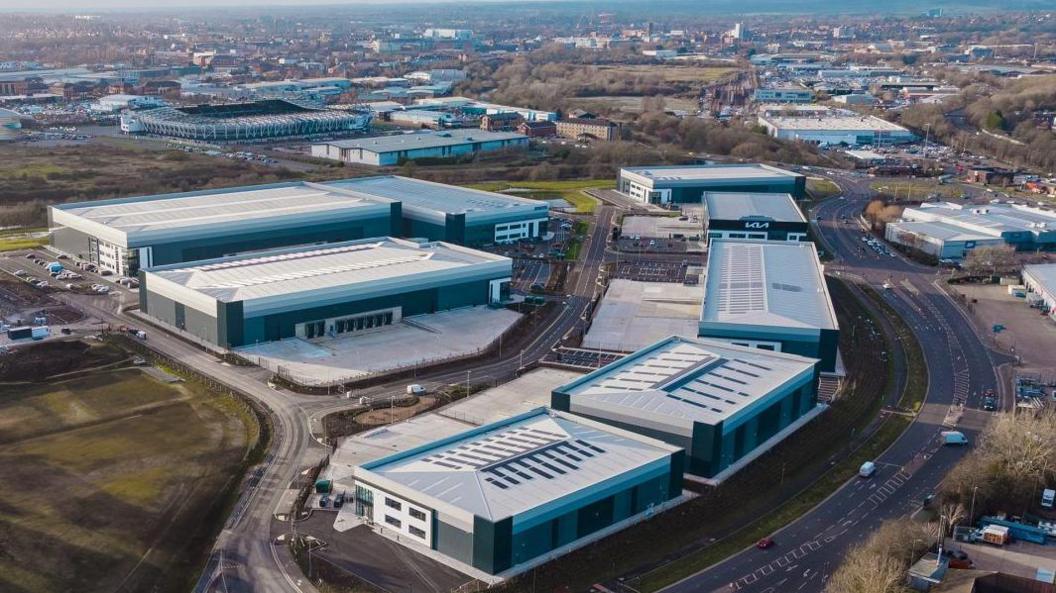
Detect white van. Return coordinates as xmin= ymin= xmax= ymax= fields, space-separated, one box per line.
xmin=859 ymin=461 xmax=877 ymax=478
xmin=1042 ymin=489 xmax=1055 ymax=509
xmin=406 ymin=384 xmax=426 ymax=395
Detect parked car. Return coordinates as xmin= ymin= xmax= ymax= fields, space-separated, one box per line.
xmin=859 ymin=461 xmax=877 ymax=478
xmin=319 ymin=496 xmax=330 ymax=508
xmin=756 ymin=537 xmax=775 ymax=550
xmin=941 ymin=431 xmax=969 ymax=446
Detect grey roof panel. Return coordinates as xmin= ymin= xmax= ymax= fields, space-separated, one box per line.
xmin=701 ymin=239 xmax=838 ymax=331
xmin=704 ymin=192 xmax=807 ymax=223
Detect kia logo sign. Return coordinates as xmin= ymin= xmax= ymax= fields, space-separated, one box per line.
xmin=744 ymin=222 xmax=771 ymax=229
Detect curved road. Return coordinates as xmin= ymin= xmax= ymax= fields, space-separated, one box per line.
xmin=46 ymin=205 xmax=616 ymax=593
xmin=660 ymin=171 xmax=1006 ymax=593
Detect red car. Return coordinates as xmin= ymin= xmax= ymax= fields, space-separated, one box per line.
xmin=756 ymin=537 xmax=775 ymax=550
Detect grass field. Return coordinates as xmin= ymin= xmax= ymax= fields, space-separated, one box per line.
xmin=0 ymin=363 xmax=257 ymax=593
xmin=596 ymin=64 xmax=738 ymax=83
xmin=870 ymin=179 xmax=963 ymax=200
xmin=566 ymin=96 xmax=700 ymax=114
xmin=466 ymin=179 xmax=613 ymax=214
xmin=807 ymin=178 xmax=842 ymax=200
xmin=0 ymin=142 xmax=302 ymax=206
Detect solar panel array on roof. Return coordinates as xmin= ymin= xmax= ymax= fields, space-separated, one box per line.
xmin=701 ymin=240 xmax=837 ymax=331
xmin=561 ymin=337 xmax=817 ymax=426
xmin=358 ymin=410 xmax=675 ymax=521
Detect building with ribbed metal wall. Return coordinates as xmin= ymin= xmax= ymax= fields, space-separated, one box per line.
xmin=48 ymin=181 xmax=399 ymax=276
xmin=138 ymin=238 xmax=512 ymax=348
xmin=322 ymin=176 xmax=549 ymax=246
xmin=699 ymin=239 xmax=839 ymax=373
xmin=552 ymin=336 xmax=819 ymax=480
xmin=120 ymin=99 xmax=371 ymax=142
xmin=351 ymin=407 xmax=684 ymax=577
xmin=618 ymin=164 xmax=806 ymax=204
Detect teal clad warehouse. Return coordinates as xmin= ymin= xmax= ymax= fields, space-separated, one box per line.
xmin=322 ymin=176 xmax=550 ymax=247
xmin=551 ymin=336 xmax=820 ymax=480
xmin=139 ymin=237 xmax=513 ymax=349
xmin=617 ymin=164 xmax=806 ymax=205
xmin=352 ymin=408 xmax=684 ymax=577
xmin=48 ymin=176 xmax=549 ymax=276
xmin=48 ymin=181 xmax=399 ymax=277
xmin=699 ymin=239 xmax=840 ymax=373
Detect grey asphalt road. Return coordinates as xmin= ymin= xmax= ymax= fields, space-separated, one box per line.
xmin=658 ymin=171 xmax=1007 ymax=593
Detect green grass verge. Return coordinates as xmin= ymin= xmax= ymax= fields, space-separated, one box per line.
xmin=870 ymin=179 xmax=963 ymax=200
xmin=0 ymin=227 xmax=47 ymax=252
xmin=564 ymin=220 xmax=589 ymax=261
xmin=465 ymin=179 xmax=613 ymax=214
xmin=807 ymin=178 xmax=842 ymax=200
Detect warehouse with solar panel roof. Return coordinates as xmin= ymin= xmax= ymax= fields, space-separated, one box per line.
xmin=350 ymin=407 xmax=684 ymax=578
xmin=551 ymin=336 xmax=821 ymax=481
xmin=698 ymin=239 xmax=839 ymax=373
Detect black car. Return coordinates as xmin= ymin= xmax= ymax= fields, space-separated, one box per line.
xmin=982 ymin=397 xmax=997 ymax=411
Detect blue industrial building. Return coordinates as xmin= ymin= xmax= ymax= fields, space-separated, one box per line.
xmin=323 ymin=176 xmax=550 ymax=246
xmin=699 ymin=239 xmax=840 ymax=373
xmin=552 ymin=336 xmax=820 ymax=480
xmin=618 ymin=164 xmax=806 ymax=205
xmin=49 ymin=176 xmax=549 ymax=274
xmin=311 ymin=129 xmax=528 ymax=166
xmin=48 ymin=181 xmax=398 ymax=277
xmin=139 ymin=237 xmax=512 ymax=348
xmin=351 ymin=407 xmax=684 ymax=576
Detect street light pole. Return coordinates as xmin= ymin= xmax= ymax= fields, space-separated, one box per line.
xmin=969 ymin=485 xmax=979 ymax=524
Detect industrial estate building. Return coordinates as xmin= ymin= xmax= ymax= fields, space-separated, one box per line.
xmin=884 ymin=221 xmax=1003 ymax=260
xmin=757 ymin=114 xmax=916 ymax=146
xmin=324 ymin=176 xmax=549 ymax=246
xmin=351 ymin=407 xmax=684 ymax=576
xmin=886 ymin=202 xmax=1056 ymax=256
xmin=49 ymin=177 xmax=549 ymax=274
xmin=119 ymin=99 xmax=372 ymax=141
xmin=551 ymin=336 xmax=819 ymax=479
xmin=703 ymin=192 xmax=809 ymax=242
xmin=48 ymin=181 xmax=399 ymax=276
xmin=617 ymin=164 xmax=806 ymax=205
xmin=139 ymin=237 xmax=513 ymax=348
xmin=1023 ymin=264 xmax=1056 ymax=319
xmin=753 ymin=84 xmax=814 ymax=104
xmin=311 ymin=129 xmax=528 ymax=166
xmin=700 ymin=239 xmax=839 ymax=373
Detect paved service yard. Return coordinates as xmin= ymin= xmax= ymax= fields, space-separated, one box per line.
xmin=235 ymin=306 xmax=521 ymax=386
xmin=583 ymin=279 xmax=702 ymax=352
xmin=951 ymin=283 xmax=1056 ymax=374
xmin=300 ymin=514 xmax=470 ymax=593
